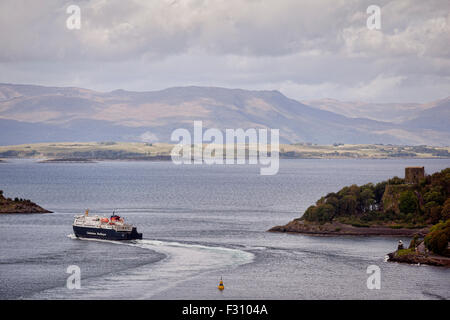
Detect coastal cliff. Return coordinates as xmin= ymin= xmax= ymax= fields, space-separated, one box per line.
xmin=0 ymin=190 xmax=52 ymax=214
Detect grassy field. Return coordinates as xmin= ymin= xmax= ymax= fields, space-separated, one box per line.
xmin=0 ymin=142 xmax=449 ymax=160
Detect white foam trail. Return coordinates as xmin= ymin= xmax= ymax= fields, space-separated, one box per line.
xmin=30 ymin=235 xmax=254 ymax=299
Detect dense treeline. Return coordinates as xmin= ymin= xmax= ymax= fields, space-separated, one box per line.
xmin=424 ymin=220 xmax=450 ymax=255
xmin=0 ymin=190 xmax=35 ymax=206
xmin=302 ymin=168 xmax=450 ymax=226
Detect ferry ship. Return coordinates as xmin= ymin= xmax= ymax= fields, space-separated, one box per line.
xmin=73 ymin=210 xmax=142 ymax=240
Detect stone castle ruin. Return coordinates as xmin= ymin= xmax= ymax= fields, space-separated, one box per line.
xmin=382 ymin=166 xmax=425 ymax=213
xmin=405 ymin=166 xmax=425 ymax=184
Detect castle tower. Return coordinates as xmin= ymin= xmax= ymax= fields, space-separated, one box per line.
xmin=405 ymin=167 xmax=424 ymax=184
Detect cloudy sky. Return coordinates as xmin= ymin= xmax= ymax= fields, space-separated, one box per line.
xmin=0 ymin=0 xmax=449 ymax=102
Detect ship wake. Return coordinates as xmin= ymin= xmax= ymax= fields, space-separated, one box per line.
xmin=30 ymin=236 xmax=254 ymax=299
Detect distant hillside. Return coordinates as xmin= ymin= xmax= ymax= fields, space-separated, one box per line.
xmin=402 ymin=97 xmax=450 ymax=132
xmin=0 ymin=83 xmax=449 ymax=146
xmin=303 ymin=97 xmax=450 ymax=145
xmin=302 ymin=98 xmax=425 ymax=123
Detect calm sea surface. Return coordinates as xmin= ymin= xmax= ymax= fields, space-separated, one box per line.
xmin=0 ymin=159 xmax=449 ymax=299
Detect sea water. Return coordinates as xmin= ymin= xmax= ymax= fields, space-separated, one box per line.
xmin=0 ymin=159 xmax=449 ymax=299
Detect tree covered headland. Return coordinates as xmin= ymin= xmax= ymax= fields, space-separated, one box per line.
xmin=302 ymin=168 xmax=450 ymax=227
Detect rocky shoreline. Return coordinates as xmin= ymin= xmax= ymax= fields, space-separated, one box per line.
xmin=268 ymin=219 xmax=430 ymax=237
xmin=0 ymin=191 xmax=52 ymax=214
xmin=270 ymin=220 xmax=450 ymax=267
xmin=387 ymin=251 xmax=450 ymax=267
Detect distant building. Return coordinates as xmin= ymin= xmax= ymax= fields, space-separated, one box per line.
xmin=405 ymin=166 xmax=424 ymax=184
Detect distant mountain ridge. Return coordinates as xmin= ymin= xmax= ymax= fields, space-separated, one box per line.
xmin=0 ymin=83 xmax=448 ymax=146
xmin=304 ymin=97 xmax=450 ymax=126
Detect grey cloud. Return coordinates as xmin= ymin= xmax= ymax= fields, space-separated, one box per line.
xmin=0 ymin=0 xmax=449 ymax=102
xmin=4 ymin=0 xmax=448 ymax=61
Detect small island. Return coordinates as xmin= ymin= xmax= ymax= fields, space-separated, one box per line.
xmin=269 ymin=167 xmax=450 ymax=266
xmin=0 ymin=190 xmax=52 ymax=214
xmin=39 ymin=158 xmax=97 ymax=163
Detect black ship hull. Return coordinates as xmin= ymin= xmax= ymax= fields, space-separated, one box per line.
xmin=73 ymin=225 xmax=142 ymax=240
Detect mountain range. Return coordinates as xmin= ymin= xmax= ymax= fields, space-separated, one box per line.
xmin=0 ymin=83 xmax=448 ymax=146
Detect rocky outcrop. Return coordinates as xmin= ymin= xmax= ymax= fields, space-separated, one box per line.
xmin=387 ymin=250 xmax=450 ymax=267
xmin=0 ymin=191 xmax=52 ymax=214
xmin=268 ymin=219 xmax=429 ymax=236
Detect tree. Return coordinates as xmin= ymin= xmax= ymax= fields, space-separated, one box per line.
xmin=387 ymin=176 xmax=404 ymax=185
xmin=399 ymin=191 xmax=418 ymax=215
xmin=424 ymin=201 xmax=442 ymax=223
xmin=303 ymin=206 xmax=317 ymax=221
xmin=424 ymin=220 xmax=450 ymax=255
xmin=315 ymin=204 xmax=335 ymax=222
xmin=430 ymin=206 xmax=443 ymax=224
xmin=360 ymin=188 xmax=375 ymax=212
xmin=338 ymin=195 xmax=357 ymax=216
xmin=374 ymin=181 xmax=387 ymax=203
xmin=424 ymin=190 xmax=444 ymax=205
xmin=442 ymin=199 xmax=450 ymax=220
xmin=325 ymin=196 xmax=339 ymax=210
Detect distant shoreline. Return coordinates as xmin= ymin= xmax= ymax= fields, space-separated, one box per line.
xmin=39 ymin=158 xmax=97 ymax=163
xmin=0 ymin=142 xmax=449 ymax=161
xmin=3 ymin=157 xmax=450 ymax=165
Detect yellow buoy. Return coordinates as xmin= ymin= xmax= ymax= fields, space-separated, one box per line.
xmin=217 ymin=277 xmax=224 ymax=291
